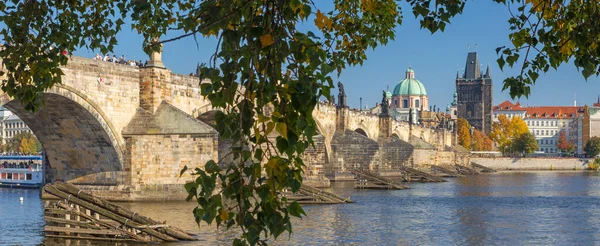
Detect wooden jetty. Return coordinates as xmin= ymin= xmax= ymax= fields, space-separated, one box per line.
xmin=472 ymin=163 xmax=497 ymax=173
xmin=455 ymin=164 xmax=479 ymax=175
xmin=43 ymin=182 xmax=197 ymax=243
xmin=284 ymin=185 xmax=353 ymax=204
xmin=430 ymin=165 xmax=466 ymax=178
xmin=399 ymin=167 xmax=447 ymax=182
xmin=351 ymin=169 xmax=408 ymax=190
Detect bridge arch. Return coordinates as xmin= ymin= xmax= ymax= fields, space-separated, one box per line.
xmin=1 ymin=86 xmax=124 ymax=185
xmin=354 ymin=128 xmax=369 ymax=138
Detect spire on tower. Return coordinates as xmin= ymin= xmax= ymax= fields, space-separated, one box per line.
xmin=456 ymin=70 xmax=460 ymax=80
xmin=485 ymin=64 xmax=491 ymax=78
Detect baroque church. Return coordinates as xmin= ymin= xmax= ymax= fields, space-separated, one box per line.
xmin=455 ymin=52 xmax=493 ymax=134
xmin=388 ymin=68 xmax=429 ymax=124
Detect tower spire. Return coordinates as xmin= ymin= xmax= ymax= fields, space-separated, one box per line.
xmin=485 ymin=64 xmax=491 ymax=78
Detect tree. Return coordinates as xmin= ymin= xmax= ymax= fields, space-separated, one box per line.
xmin=556 ymin=131 xmax=569 ymax=151
xmin=585 ymin=137 xmax=600 ymax=157
xmin=2 ymin=0 xmax=600 ymax=245
xmin=490 ymin=115 xmax=512 ymax=149
xmin=489 ymin=115 xmax=530 ymax=153
xmin=470 ymin=129 xmax=493 ymax=151
xmin=556 ymin=131 xmax=575 ymax=155
xmin=19 ymin=137 xmax=37 ymax=155
xmin=510 ymin=132 xmax=539 ymax=156
xmin=457 ymin=118 xmax=471 ymax=150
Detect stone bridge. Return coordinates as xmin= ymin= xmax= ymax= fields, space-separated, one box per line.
xmin=0 ymin=54 xmax=463 ymax=200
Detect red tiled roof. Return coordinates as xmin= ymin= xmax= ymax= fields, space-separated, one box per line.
xmin=494 ymin=100 xmax=525 ymax=111
xmin=494 ymin=101 xmax=585 ymax=119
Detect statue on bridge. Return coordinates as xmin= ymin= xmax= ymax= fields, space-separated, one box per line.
xmin=337 ymin=81 xmax=347 ymax=108
xmin=380 ymin=90 xmax=389 ymax=117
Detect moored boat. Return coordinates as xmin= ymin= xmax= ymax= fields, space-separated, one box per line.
xmin=0 ymin=156 xmax=43 ymax=188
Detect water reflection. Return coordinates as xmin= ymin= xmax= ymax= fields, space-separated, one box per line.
xmin=3 ymin=172 xmax=600 ymax=245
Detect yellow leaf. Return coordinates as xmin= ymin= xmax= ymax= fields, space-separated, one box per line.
xmin=219 ymin=209 xmax=229 ymax=221
xmin=276 ymin=122 xmax=288 ymax=139
xmin=314 ymin=10 xmax=330 ymax=30
xmin=266 ymin=158 xmax=278 ymax=173
xmin=260 ymin=34 xmax=274 ymax=48
xmin=560 ymin=40 xmax=575 ymax=55
xmin=361 ymin=0 xmax=376 ymax=12
xmin=290 ymin=0 xmax=303 ymax=12
xmin=266 ymin=122 xmax=275 ymax=135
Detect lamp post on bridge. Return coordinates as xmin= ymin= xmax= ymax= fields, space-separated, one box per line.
xmin=360 ymin=97 xmax=362 ymax=111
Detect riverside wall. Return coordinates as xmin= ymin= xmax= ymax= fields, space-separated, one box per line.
xmin=471 ymin=157 xmax=592 ymax=170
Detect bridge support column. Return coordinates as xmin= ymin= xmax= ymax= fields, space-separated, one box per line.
xmin=378 ymin=116 xmax=391 ymax=140
xmin=335 ymin=106 xmax=348 ymax=134
xmin=139 ymin=66 xmax=171 ymax=114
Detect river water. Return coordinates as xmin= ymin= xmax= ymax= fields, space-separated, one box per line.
xmin=3 ymin=171 xmax=600 ymax=245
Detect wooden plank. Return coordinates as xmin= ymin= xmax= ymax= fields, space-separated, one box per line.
xmin=43 ymin=185 xmax=177 ymax=242
xmin=46 ymin=216 xmax=100 ymax=229
xmin=45 ymin=216 xmax=103 ymax=229
xmin=399 ymin=167 xmax=447 ymax=182
xmin=44 ymin=226 xmax=123 ymax=236
xmin=46 ymin=234 xmax=137 ymax=242
xmin=431 ymin=165 xmax=466 ymax=178
xmin=351 ymin=169 xmax=408 ymax=189
xmin=55 ymin=202 xmax=150 ymax=243
xmin=54 ymin=183 xmax=195 ymax=241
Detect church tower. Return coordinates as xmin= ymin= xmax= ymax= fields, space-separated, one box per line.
xmin=456 ymin=52 xmax=493 ymax=134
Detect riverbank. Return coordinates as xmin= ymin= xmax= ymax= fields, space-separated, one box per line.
xmin=471 ymin=157 xmax=592 ymax=171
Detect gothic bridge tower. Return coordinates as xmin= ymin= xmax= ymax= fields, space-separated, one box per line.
xmin=456 ymin=52 xmax=493 ymax=134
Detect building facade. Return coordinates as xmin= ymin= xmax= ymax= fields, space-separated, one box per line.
xmin=0 ymin=107 xmax=33 ymax=143
xmin=493 ymin=101 xmax=585 ymax=154
xmin=456 ymin=52 xmax=493 ymax=134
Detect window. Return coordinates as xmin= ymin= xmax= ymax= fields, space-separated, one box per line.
xmin=536 ymin=121 xmax=539 ymax=126
xmin=402 ymin=99 xmax=408 ymax=108
xmin=0 ymin=172 xmax=5 ymax=179
xmin=7 ymin=173 xmax=12 ymax=179
xmin=395 ymin=99 xmax=398 ymax=106
xmin=535 ymin=130 xmax=539 ymax=135
xmin=415 ymin=99 xmax=420 ymax=108
xmin=26 ymin=173 xmax=32 ymax=180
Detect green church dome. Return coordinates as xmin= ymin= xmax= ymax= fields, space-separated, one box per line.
xmin=392 ymin=68 xmax=427 ymax=96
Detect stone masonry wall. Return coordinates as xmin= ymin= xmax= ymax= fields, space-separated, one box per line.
xmin=471 ymin=157 xmax=591 ymax=170
xmin=125 ymin=134 xmax=218 ymax=199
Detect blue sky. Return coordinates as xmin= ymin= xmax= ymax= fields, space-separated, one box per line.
xmin=72 ymin=1 xmax=600 ymax=110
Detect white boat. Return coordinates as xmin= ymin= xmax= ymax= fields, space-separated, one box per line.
xmin=0 ymin=156 xmax=43 ymax=188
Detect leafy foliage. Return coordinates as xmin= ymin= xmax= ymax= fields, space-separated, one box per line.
xmin=2 ymin=0 xmax=600 ymax=245
xmin=489 ymin=115 xmax=529 ymax=153
xmin=5 ymin=132 xmax=40 ymax=154
xmin=471 ymin=129 xmax=493 ymax=151
xmin=585 ymin=137 xmax=600 ymax=157
xmin=457 ymin=118 xmax=471 ymax=150
xmin=495 ymin=0 xmax=600 ymax=99
xmin=556 ymin=131 xmax=575 ymax=154
xmin=508 ymin=132 xmax=539 ymax=156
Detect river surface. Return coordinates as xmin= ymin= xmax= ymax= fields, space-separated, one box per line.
xmin=3 ymin=171 xmax=600 ymax=245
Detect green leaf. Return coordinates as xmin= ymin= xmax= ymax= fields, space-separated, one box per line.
xmin=276 ymin=122 xmax=288 ymax=139
xmin=288 ymin=201 xmax=306 ymax=218
xmin=179 ymin=165 xmax=188 ymax=178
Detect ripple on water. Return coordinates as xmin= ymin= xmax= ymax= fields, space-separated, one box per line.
xmin=5 ymin=172 xmax=600 ymax=245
